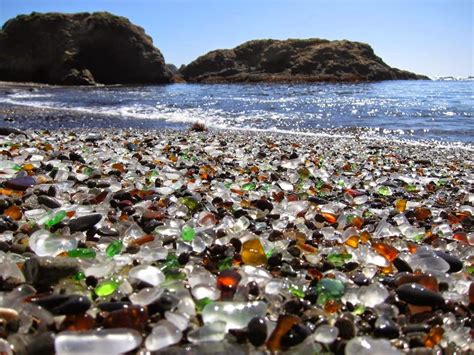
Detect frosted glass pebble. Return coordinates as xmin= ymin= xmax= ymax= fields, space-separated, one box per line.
xmin=187 ymin=321 xmax=226 ymax=343
xmin=129 ymin=265 xmax=165 ymax=286
xmin=165 ymin=311 xmax=190 ymax=331
xmin=145 ymin=320 xmax=182 ymax=351
xmin=29 ymin=230 xmax=77 ymax=257
xmin=358 ymin=283 xmax=389 ymax=308
xmin=202 ymin=301 xmax=267 ymax=331
xmin=129 ymin=287 xmax=163 ymax=306
xmin=314 ymin=324 xmax=339 ymax=344
xmin=345 ymin=336 xmax=402 ymax=355
xmin=55 ymin=329 xmax=142 ymax=355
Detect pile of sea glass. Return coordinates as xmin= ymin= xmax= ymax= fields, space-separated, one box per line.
xmin=0 ymin=129 xmax=472 ymax=354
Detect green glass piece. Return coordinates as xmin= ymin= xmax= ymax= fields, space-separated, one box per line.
xmin=106 ymin=240 xmax=123 ymax=257
xmin=224 ymin=182 xmax=232 ymax=189
xmin=289 ymin=286 xmax=305 ymax=299
xmin=298 ymin=167 xmax=310 ymax=180
xmin=181 ymin=196 xmax=198 ymax=212
xmin=73 ymin=271 xmax=86 ymax=281
xmin=181 ymin=225 xmax=196 ymax=242
xmin=94 ymin=280 xmax=119 ymax=297
xmin=414 ymin=233 xmax=425 ymax=242
xmin=467 ymin=265 xmax=474 ymax=275
xmin=315 ymin=179 xmax=325 ymax=189
xmin=12 ymin=164 xmax=22 ymax=171
xmin=44 ymin=210 xmax=66 ymax=228
xmin=327 ymin=253 xmax=352 ymax=267
xmin=337 ymin=180 xmax=345 ymax=187
xmin=217 ymin=257 xmax=233 ymax=271
xmin=165 ymin=270 xmax=186 ymax=281
xmin=161 ymin=253 xmax=180 ymax=273
xmin=242 ymin=182 xmax=256 ymax=191
xmin=377 ymin=186 xmax=391 ymax=196
xmin=83 ymin=167 xmax=94 ymax=176
xmin=315 ymin=278 xmax=345 ymax=305
xmin=353 ymin=304 xmax=365 ymax=315
xmin=405 ymin=184 xmax=417 ymax=192
xmin=195 ymin=297 xmax=212 ymax=312
xmin=68 ymin=248 xmax=96 ymax=259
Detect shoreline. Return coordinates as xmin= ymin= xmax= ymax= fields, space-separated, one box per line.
xmin=0 ymin=102 xmax=473 ymax=152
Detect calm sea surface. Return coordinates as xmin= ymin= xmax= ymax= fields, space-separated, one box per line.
xmin=1 ymin=80 xmax=472 ymax=143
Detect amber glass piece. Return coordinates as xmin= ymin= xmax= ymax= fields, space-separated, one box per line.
xmin=89 ymin=191 xmax=109 ymax=205
xmin=454 ymin=211 xmax=470 ymax=221
xmin=103 ymin=305 xmax=148 ymax=331
xmin=266 ymin=314 xmax=300 ymax=351
xmin=0 ymin=188 xmax=23 ymax=197
xmin=66 ymin=211 xmax=76 ymax=218
xmin=131 ymin=234 xmax=155 ymax=246
xmin=395 ymin=273 xmax=439 ymax=292
xmin=111 ymin=163 xmax=125 ymax=173
xmin=4 ymin=205 xmax=21 ymax=220
xmin=345 ymin=188 xmax=365 ymax=197
xmin=424 ymin=326 xmax=444 ymax=348
xmin=61 ymin=314 xmax=95 ymax=331
xmin=297 ymin=243 xmax=317 ymax=254
xmin=360 ymin=231 xmax=371 ymax=243
xmin=217 ymin=270 xmax=241 ymax=300
xmin=287 ymin=194 xmax=299 ymax=202
xmin=379 ymin=264 xmax=394 ymax=274
xmin=408 ymin=304 xmax=432 ymax=315
xmin=395 ymin=199 xmax=407 ymax=213
xmin=241 ymin=239 xmax=267 ymax=266
xmin=348 ymin=216 xmax=364 ymax=229
xmin=324 ymin=299 xmax=341 ymax=313
xmin=372 ymin=242 xmax=399 ymax=261
xmin=307 ymin=268 xmax=323 ymax=280
xmin=345 ymin=235 xmax=359 ymax=248
xmin=415 ymin=207 xmax=431 ymax=221
xmin=240 ymin=199 xmax=251 ymax=208
xmin=142 ymin=210 xmax=165 ymax=220
xmin=22 ymin=163 xmax=34 ymax=171
xmin=453 ymin=232 xmax=468 ymax=244
xmin=321 ymin=212 xmax=337 ymax=224
xmin=407 ymin=242 xmax=418 ymax=254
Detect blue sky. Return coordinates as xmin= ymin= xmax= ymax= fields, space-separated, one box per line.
xmin=1 ymin=0 xmax=472 ymax=77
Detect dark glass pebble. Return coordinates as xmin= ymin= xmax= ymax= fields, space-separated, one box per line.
xmin=393 ymin=257 xmax=413 ymax=272
xmin=37 ymin=195 xmax=61 ymax=209
xmin=335 ymin=315 xmax=356 ymax=340
xmin=396 ymin=283 xmax=445 ymax=306
xmin=68 ymin=214 xmax=102 ymax=232
xmin=352 ymin=273 xmax=370 ymax=286
xmin=97 ymin=226 xmax=120 ymax=237
xmin=280 ymin=323 xmax=311 ymax=348
xmin=252 ymin=199 xmax=273 ymax=212
xmin=69 ymin=152 xmax=85 ymax=163
xmin=5 ymin=176 xmax=36 ymax=191
xmin=247 ymin=317 xmax=267 ymax=346
xmin=32 ymin=294 xmax=91 ymax=315
xmin=103 ymin=305 xmax=148 ymax=331
xmin=434 ymin=251 xmax=463 ymax=273
xmin=374 ymin=317 xmax=400 ymax=339
xmin=97 ymin=302 xmax=132 ymax=312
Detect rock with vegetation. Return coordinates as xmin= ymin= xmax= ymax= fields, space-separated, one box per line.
xmin=180 ymin=39 xmax=428 ymax=83
xmin=0 ymin=12 xmax=173 ymax=85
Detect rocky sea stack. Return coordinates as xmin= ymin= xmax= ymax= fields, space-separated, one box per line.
xmin=180 ymin=39 xmax=429 ymax=83
xmin=0 ymin=12 xmax=173 ymax=85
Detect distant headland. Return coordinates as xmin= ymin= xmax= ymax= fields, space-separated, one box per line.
xmin=0 ymin=12 xmax=428 ymax=85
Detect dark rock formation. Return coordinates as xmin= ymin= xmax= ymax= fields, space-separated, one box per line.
xmin=180 ymin=39 xmax=428 ymax=83
xmin=0 ymin=12 xmax=173 ymax=85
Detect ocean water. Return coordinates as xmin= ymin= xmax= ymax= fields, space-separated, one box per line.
xmin=1 ymin=80 xmax=473 ymax=144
